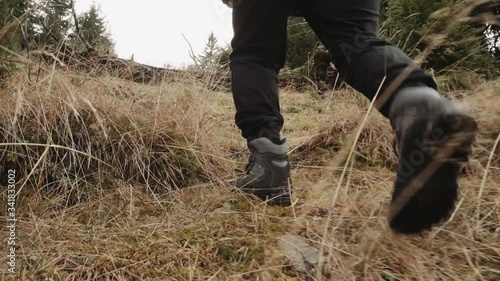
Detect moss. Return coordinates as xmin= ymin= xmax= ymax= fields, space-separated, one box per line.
xmin=284 ymin=106 xmax=302 ymax=114
xmin=232 ymin=197 xmax=254 ymax=212
xmin=217 ymin=239 xmax=266 ymax=264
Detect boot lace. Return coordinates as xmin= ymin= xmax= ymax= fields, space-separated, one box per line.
xmin=245 ymin=155 xmax=255 ymax=174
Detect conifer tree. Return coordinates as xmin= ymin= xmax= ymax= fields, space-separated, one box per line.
xmin=70 ymin=4 xmax=114 ymax=54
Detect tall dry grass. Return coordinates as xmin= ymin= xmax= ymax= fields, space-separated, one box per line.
xmin=0 ymin=60 xmax=497 ymax=280
xmin=0 ymin=0 xmax=499 ymax=279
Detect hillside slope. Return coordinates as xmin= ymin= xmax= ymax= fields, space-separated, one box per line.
xmin=0 ymin=68 xmax=498 ymax=280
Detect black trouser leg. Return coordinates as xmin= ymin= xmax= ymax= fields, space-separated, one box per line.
xmin=297 ymin=0 xmax=438 ymax=117
xmin=230 ymin=0 xmax=291 ymax=143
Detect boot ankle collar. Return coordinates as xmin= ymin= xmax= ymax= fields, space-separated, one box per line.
xmin=248 ymin=138 xmax=288 ymax=154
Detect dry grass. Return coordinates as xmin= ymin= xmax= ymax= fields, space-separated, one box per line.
xmin=0 ymin=63 xmax=498 ymax=281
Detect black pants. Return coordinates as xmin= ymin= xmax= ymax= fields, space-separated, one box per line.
xmin=230 ymin=0 xmax=437 ymax=142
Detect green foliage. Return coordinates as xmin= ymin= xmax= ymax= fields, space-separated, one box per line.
xmin=198 ymin=32 xmax=221 ymax=69
xmin=218 ymin=44 xmax=231 ymax=69
xmin=69 ymin=4 xmax=114 ymax=54
xmin=0 ymin=0 xmax=27 ymax=48
xmin=2 ymin=0 xmax=111 ymax=53
xmin=26 ymin=1 xmax=114 ymax=54
xmin=191 ymin=32 xmax=231 ymax=71
xmin=1 ymin=0 xmax=115 ymax=83
xmin=381 ymin=0 xmax=500 ymax=78
xmin=285 ymin=1 xmax=499 ymax=78
xmin=380 ymin=0 xmax=444 ymax=54
xmin=286 ymin=17 xmax=319 ymax=69
xmin=28 ymin=0 xmax=72 ymax=46
xmin=0 ymin=0 xmax=28 ymax=83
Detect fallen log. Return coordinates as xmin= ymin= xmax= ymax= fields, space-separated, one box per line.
xmin=40 ymin=45 xmax=342 ymax=92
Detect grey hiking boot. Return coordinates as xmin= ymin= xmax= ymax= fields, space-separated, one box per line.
xmin=236 ymin=137 xmax=292 ymax=206
xmin=388 ymin=87 xmax=478 ymax=234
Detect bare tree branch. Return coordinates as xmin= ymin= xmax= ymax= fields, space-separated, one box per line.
xmin=70 ymin=0 xmax=92 ymax=50
xmin=182 ymin=33 xmax=200 ymax=66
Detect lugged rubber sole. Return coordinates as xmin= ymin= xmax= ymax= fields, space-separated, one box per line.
xmin=389 ymin=112 xmax=478 ymax=234
xmin=238 ymin=185 xmax=292 ymax=206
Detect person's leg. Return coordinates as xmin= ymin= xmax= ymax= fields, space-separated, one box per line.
xmin=230 ymin=0 xmax=293 ymax=206
xmin=298 ymin=0 xmax=477 ymax=233
xmin=297 ymin=0 xmax=436 ymax=116
xmin=230 ymin=0 xmax=291 ymax=143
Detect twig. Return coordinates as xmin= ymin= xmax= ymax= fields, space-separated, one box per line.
xmin=182 ymin=33 xmax=200 ymax=66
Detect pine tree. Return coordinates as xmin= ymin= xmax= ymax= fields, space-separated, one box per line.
xmin=0 ymin=0 xmax=29 ymax=83
xmin=70 ymin=4 xmax=114 ymax=54
xmin=28 ymin=0 xmax=72 ymax=46
xmin=198 ymin=32 xmax=222 ymax=70
xmin=0 ymin=0 xmax=28 ymax=50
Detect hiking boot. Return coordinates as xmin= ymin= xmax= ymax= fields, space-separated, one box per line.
xmin=236 ymin=137 xmax=292 ymax=206
xmin=388 ymin=87 xmax=478 ymax=234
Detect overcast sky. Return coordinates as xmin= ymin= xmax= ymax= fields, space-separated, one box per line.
xmin=74 ymin=0 xmax=234 ymax=68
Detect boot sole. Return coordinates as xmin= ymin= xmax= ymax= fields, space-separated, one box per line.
xmin=389 ymin=112 xmax=477 ymax=234
xmin=238 ymin=186 xmax=292 ymax=206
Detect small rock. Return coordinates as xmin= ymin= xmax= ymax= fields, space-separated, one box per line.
xmin=277 ymin=234 xmax=320 ymax=275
